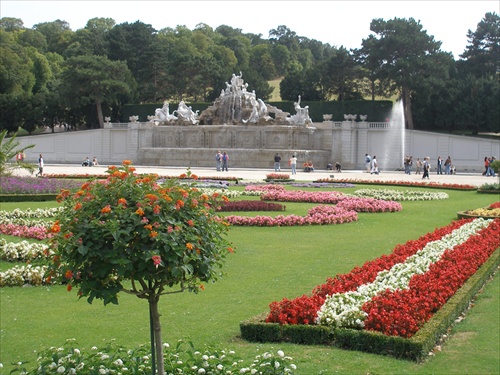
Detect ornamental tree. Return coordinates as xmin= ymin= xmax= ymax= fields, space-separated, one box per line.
xmin=47 ymin=161 xmax=233 ymax=374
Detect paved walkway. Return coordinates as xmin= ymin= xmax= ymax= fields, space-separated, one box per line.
xmin=14 ymin=164 xmax=497 ymax=188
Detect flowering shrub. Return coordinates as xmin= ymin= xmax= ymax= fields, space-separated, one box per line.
xmin=353 ymin=189 xmax=449 ymax=201
xmin=46 ymin=162 xmax=233 ymax=373
xmin=0 ymin=176 xmax=82 ymax=194
xmin=266 ymin=173 xmax=291 ymax=180
xmin=10 ymin=339 xmax=297 ymax=374
xmin=267 ymin=218 xmax=500 ymax=338
xmin=218 ymin=200 xmax=286 ymax=212
xmin=0 ymin=238 xmax=51 ymax=262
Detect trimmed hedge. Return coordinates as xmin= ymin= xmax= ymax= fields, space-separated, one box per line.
xmin=0 ymin=194 xmax=57 ymax=202
xmin=239 ymin=247 xmax=500 ymax=361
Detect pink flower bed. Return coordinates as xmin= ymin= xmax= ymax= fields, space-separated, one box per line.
xmin=0 ymin=224 xmax=50 ymax=240
xmin=266 ymin=218 xmax=500 ymax=338
xmin=225 ymin=205 xmax=358 ymax=227
xmin=316 ymin=178 xmax=476 ymax=191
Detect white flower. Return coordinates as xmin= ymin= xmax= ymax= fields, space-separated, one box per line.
xmin=73 ymin=348 xmax=80 ymax=355
xmin=57 ymin=366 xmax=65 ymax=373
xmin=275 ymin=361 xmax=280 ymax=369
xmin=277 ymin=350 xmax=285 ymax=357
xmin=290 ymin=364 xmax=297 ymax=370
xmin=163 ymin=343 xmax=170 ymax=348
xmin=101 ymin=354 xmax=110 ymax=360
xmin=198 ymin=369 xmax=206 ymax=374
xmin=91 ymin=346 xmax=98 ymax=350
xmin=202 ymin=354 xmax=209 ymax=360
xmin=217 ymin=364 xmax=223 ymax=370
xmin=99 ymin=368 xmax=107 ymax=374
xmin=113 ymin=359 xmax=123 ymax=366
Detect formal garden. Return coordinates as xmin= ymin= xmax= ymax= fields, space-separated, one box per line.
xmin=0 ymin=160 xmax=499 ymax=374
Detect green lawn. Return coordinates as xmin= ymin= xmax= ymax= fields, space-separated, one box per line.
xmin=0 ymin=187 xmax=498 ymax=374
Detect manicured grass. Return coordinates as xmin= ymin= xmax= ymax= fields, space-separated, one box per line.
xmin=0 ymin=188 xmax=498 ymax=373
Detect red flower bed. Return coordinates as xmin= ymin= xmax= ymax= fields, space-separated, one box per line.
xmin=315 ymin=178 xmax=477 ymax=191
xmin=363 ymin=219 xmax=500 ymax=337
xmin=266 ymin=218 xmax=498 ymax=330
xmin=218 ymin=200 xmax=286 ymax=212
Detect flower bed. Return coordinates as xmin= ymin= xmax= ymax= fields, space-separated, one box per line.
xmin=457 ymin=202 xmax=500 ymax=219
xmin=315 ymin=178 xmax=477 ymax=191
xmin=0 ymin=238 xmax=51 ymax=261
xmin=353 ymin=189 xmax=449 ymax=201
xmin=0 ymin=176 xmax=82 ymax=194
xmin=0 ymin=223 xmax=50 ymax=240
xmin=218 ymin=200 xmax=286 ymax=212
xmin=241 ymin=218 xmax=500 ymax=360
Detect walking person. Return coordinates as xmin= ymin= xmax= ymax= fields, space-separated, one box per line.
xmin=483 ymin=156 xmax=489 ymax=176
xmin=370 ymin=156 xmax=379 ymax=175
xmin=274 ymin=153 xmax=281 ymax=172
xmin=36 ymin=154 xmax=44 ymax=177
xmin=215 ymin=150 xmax=222 ymax=171
xmin=221 ymin=151 xmax=229 ymax=172
xmin=289 ymin=154 xmax=297 ymax=175
xmin=365 ymin=154 xmax=371 ymax=173
xmin=416 ymin=158 xmax=422 ymax=175
xmin=422 ymin=157 xmax=430 ymax=179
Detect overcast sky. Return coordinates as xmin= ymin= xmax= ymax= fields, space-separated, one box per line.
xmin=1 ymin=1 xmax=497 ymax=59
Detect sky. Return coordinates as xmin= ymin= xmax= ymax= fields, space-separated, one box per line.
xmin=1 ymin=1 xmax=498 ymax=59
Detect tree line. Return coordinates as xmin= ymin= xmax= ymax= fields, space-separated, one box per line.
xmin=0 ymin=12 xmax=498 ymax=133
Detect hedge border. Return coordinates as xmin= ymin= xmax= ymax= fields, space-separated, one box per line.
xmin=0 ymin=194 xmax=57 ymax=202
xmin=239 ymin=247 xmax=500 ymax=361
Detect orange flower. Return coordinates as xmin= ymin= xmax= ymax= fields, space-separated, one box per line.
xmin=122 ymin=160 xmax=132 ymax=165
xmin=175 ymin=200 xmax=185 ymax=210
xmin=51 ymin=220 xmax=61 ymax=233
xmin=149 ymin=231 xmax=158 ymax=238
xmin=128 ymin=167 xmax=136 ymax=172
xmin=187 ymin=219 xmax=194 ymax=227
xmin=144 ymin=224 xmax=153 ymax=231
xmin=135 ymin=208 xmax=145 ymax=216
xmin=145 ymin=194 xmax=159 ymax=203
xmin=64 ymin=232 xmax=73 ymax=239
xmin=192 ymin=174 xmax=199 ymax=180
xmin=179 ymin=173 xmax=187 ymax=179
xmin=222 ymin=196 xmax=229 ymax=202
xmin=190 ymin=199 xmax=198 ymax=208
xmin=74 ymin=202 xmax=82 ymax=210
xmin=186 ymin=243 xmax=194 ymax=250
xmin=67 ymin=284 xmax=72 ymax=292
xmin=65 ymin=270 xmax=74 ymax=279
xmin=227 ymin=247 xmax=234 ymax=253
xmin=101 ymin=205 xmax=112 ymax=214
xmin=117 ymin=198 xmax=127 ymax=207
xmin=81 ymin=182 xmax=91 ymax=190
xmin=200 ymin=284 xmax=205 ymax=290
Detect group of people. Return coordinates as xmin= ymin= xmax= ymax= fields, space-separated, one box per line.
xmin=215 ymin=150 xmax=229 ymax=171
xmin=483 ymin=156 xmax=496 ymax=177
xmin=82 ymin=156 xmax=98 ymax=167
xmin=273 ymin=153 xmax=297 ymax=175
xmin=364 ymin=154 xmax=379 ymax=175
xmin=402 ymin=155 xmax=455 ymax=178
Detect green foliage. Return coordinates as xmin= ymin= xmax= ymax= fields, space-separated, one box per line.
xmin=48 ymin=162 xmax=232 ymax=305
xmin=0 ymin=129 xmax=35 ymax=176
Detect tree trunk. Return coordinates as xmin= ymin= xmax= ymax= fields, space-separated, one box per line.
xmin=402 ymin=87 xmax=414 ymax=129
xmin=149 ymin=296 xmax=164 ymax=375
xmin=95 ymin=100 xmax=104 ymax=128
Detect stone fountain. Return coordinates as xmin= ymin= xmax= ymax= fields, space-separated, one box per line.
xmin=151 ymin=72 xmax=312 ymax=127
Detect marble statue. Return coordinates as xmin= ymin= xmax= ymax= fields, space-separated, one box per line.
xmin=175 ymin=101 xmax=199 ymax=125
xmin=153 ymin=101 xmax=178 ymax=124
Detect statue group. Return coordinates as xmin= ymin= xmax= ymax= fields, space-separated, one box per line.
xmin=151 ymin=73 xmax=312 ymax=127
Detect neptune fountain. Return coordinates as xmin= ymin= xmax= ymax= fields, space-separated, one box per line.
xmin=150 ymin=72 xmax=312 ymax=126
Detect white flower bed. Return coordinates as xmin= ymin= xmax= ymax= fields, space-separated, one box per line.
xmin=0 ymin=264 xmax=53 ymax=287
xmin=352 ymin=189 xmax=449 ymax=201
xmin=0 ymin=238 xmax=51 ymax=261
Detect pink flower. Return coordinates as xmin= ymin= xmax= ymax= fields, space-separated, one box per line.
xmin=152 ymin=255 xmax=162 ymax=268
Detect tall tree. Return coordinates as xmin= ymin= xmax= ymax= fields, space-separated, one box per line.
xmin=359 ymin=17 xmax=446 ymax=129
xmin=60 ymin=55 xmax=134 ymax=128
xmin=459 ymin=12 xmax=500 ymax=78
xmin=33 ymin=20 xmax=74 ymax=56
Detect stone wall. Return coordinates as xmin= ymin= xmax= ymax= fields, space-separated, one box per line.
xmin=14 ymin=122 xmax=499 ymax=172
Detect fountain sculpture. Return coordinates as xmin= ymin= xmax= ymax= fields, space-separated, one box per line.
xmin=151 ymin=72 xmax=312 ymax=126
